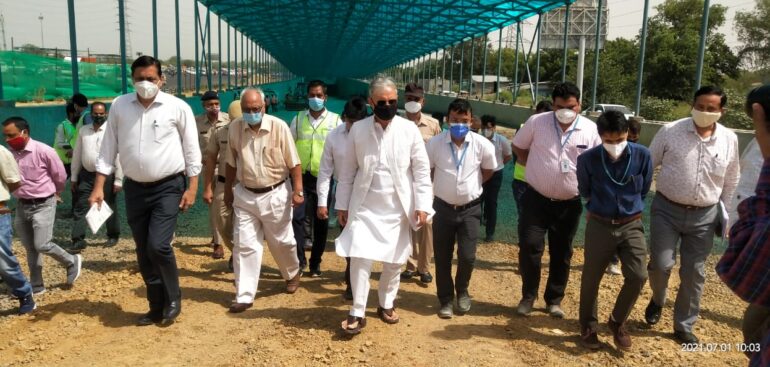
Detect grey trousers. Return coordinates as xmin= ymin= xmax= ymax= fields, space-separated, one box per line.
xmin=648 ymin=195 xmax=717 ymax=333
xmin=16 ymin=196 xmax=76 ymax=288
xmin=579 ymin=217 xmax=648 ymax=330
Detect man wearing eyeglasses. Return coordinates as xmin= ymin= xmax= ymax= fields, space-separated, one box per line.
xmin=335 ymin=76 xmax=433 ymax=335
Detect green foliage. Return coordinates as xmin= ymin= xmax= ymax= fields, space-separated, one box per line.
xmin=639 ymin=96 xmax=679 ymax=121
xmin=735 ymin=0 xmax=770 ymax=72
xmin=721 ymin=88 xmax=754 ymax=130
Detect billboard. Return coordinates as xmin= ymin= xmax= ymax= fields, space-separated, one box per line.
xmin=540 ymin=0 xmax=608 ymax=50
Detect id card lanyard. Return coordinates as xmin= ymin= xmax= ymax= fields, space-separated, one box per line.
xmin=450 ymin=141 xmax=469 ymax=172
xmin=554 ymin=114 xmax=579 ymax=173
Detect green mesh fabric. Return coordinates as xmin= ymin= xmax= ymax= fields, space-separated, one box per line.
xmin=204 ymin=0 xmax=575 ymax=78
xmin=0 ymin=51 xmax=129 ymax=102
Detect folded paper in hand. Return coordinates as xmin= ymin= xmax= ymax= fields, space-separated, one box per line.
xmin=86 ymin=202 xmax=113 ymax=234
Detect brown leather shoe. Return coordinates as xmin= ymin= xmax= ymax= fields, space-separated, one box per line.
xmin=228 ymin=302 xmax=253 ymax=313
xmin=580 ymin=326 xmax=600 ymax=350
xmin=286 ymin=272 xmax=301 ymax=294
xmin=608 ymin=317 xmax=632 ymax=350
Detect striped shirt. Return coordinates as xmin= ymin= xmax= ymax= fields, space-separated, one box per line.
xmin=512 ymin=112 xmax=601 ymax=200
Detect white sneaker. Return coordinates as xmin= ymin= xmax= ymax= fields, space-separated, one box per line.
xmin=606 ymin=263 xmax=622 ymax=275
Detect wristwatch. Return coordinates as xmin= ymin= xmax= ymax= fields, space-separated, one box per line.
xmin=294 ymin=191 xmax=304 ymax=197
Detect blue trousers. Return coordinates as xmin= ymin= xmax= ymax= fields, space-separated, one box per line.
xmin=0 ymin=212 xmax=32 ymax=298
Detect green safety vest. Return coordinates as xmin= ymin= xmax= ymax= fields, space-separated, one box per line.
xmin=295 ymin=110 xmax=340 ymax=176
xmin=55 ymin=119 xmax=77 ymax=164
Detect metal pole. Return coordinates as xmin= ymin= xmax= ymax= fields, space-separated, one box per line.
xmin=590 ymin=0 xmax=603 ymax=110
xmin=227 ymin=25 xmax=231 ymax=90
xmin=174 ymin=0 xmax=182 ymax=95
xmin=513 ymin=22 xmax=520 ymax=99
xmin=534 ymin=14 xmax=543 ymax=104
xmin=577 ymin=35 xmax=585 ymax=97
xmin=218 ymin=16 xmax=222 ymax=91
xmin=194 ymin=2 xmax=200 ymax=94
xmin=496 ymin=27 xmax=502 ymax=102
xmin=469 ymin=37 xmax=475 ymax=97
xmin=234 ymin=30 xmax=238 ymax=89
xmin=240 ymin=33 xmax=244 ymax=87
xmin=118 ymin=0 xmax=127 ymax=94
xmin=449 ymin=45 xmax=454 ymax=92
xmin=694 ymin=0 xmax=710 ymax=92
xmin=152 ymin=0 xmax=158 ymax=58
xmin=206 ymin=9 xmax=212 ymax=90
xmin=67 ymin=0 xmax=79 ymax=94
xmin=634 ymin=0 xmax=650 ymax=116
xmin=481 ymin=37 xmax=488 ymax=99
xmin=561 ymin=1 xmax=570 ymax=82
xmin=459 ymin=40 xmax=465 ymax=94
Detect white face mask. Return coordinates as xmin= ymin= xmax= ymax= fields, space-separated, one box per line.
xmin=603 ymin=141 xmax=628 ymax=159
xmin=555 ymin=108 xmax=577 ymax=124
xmin=482 ymin=128 xmax=494 ymax=138
xmin=134 ymin=80 xmax=159 ymax=99
xmin=691 ymin=108 xmax=721 ymax=128
xmin=404 ymin=101 xmax=422 ymax=114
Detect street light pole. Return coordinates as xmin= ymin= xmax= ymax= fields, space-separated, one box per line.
xmin=38 ymin=14 xmax=44 ymax=49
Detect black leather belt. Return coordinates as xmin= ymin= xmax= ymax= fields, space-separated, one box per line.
xmin=589 ymin=212 xmax=642 ymax=225
xmin=217 ymin=175 xmax=226 ymax=183
xmin=129 ymin=172 xmax=184 ymax=187
xmin=658 ymin=193 xmax=712 ymax=210
xmin=18 ymin=195 xmax=54 ymax=205
xmin=436 ymin=197 xmax=482 ymax=211
xmin=244 ymin=179 xmax=286 ymax=194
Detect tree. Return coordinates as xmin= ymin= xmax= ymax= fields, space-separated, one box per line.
xmin=735 ymin=0 xmax=770 ymax=72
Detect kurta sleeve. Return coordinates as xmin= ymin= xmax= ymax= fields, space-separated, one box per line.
xmin=410 ymin=128 xmax=433 ymax=213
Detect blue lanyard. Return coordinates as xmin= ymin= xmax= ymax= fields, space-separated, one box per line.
xmin=600 ymin=144 xmax=633 ymax=186
xmin=449 ymin=141 xmax=469 ymax=171
xmin=553 ymin=114 xmax=580 ymax=152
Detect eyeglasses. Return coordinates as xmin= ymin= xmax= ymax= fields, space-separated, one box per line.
xmin=374 ymin=99 xmax=398 ymax=107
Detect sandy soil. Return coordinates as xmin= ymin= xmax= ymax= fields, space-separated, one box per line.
xmin=0 ymin=236 xmax=750 ymax=367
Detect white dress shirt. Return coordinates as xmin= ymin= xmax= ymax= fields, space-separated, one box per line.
xmin=317 ymin=123 xmax=352 ymax=206
xmin=72 ymin=122 xmax=124 ymax=186
xmin=489 ymin=132 xmax=512 ymax=171
xmin=96 ymin=91 xmax=202 ymax=182
xmin=427 ymin=130 xmax=497 ymax=205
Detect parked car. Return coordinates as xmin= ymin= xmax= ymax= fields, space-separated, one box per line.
xmin=584 ymin=104 xmax=635 ymax=119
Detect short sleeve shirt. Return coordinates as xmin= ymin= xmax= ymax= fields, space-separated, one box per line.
xmin=0 ymin=145 xmax=21 ymax=202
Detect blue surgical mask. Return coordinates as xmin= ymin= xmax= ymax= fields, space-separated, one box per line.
xmin=308 ymin=97 xmax=325 ymax=112
xmin=449 ymin=123 xmax=470 ymax=140
xmin=243 ymin=112 xmax=263 ymax=126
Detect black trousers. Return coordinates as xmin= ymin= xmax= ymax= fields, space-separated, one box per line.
xmin=293 ymin=172 xmax=330 ymax=271
xmin=433 ymin=198 xmax=481 ymax=305
xmin=480 ymin=170 xmax=503 ymax=238
xmin=124 ymin=174 xmax=184 ymax=311
xmin=518 ymin=187 xmax=582 ymax=305
xmin=71 ymin=170 xmax=120 ymax=242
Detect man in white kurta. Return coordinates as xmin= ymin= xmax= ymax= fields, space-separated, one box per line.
xmin=335 ymin=77 xmax=433 ymax=334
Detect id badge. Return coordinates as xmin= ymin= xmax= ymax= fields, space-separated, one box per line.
xmin=560 ymin=159 xmax=571 ymax=173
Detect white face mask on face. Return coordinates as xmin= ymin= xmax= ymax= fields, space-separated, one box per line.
xmin=482 ymin=128 xmax=494 ymax=138
xmin=691 ymin=108 xmax=721 ymax=128
xmin=404 ymin=101 xmax=422 ymax=114
xmin=134 ymin=80 xmax=159 ymax=99
xmin=555 ymin=108 xmax=577 ymax=124
xmin=603 ymin=141 xmax=628 ymax=159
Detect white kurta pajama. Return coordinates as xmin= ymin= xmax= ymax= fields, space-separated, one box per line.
xmin=335 ymin=115 xmax=433 ymax=318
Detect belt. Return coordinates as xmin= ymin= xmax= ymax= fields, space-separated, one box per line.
xmin=527 ymin=184 xmax=580 ymax=202
xmin=244 ymin=179 xmax=286 ymax=194
xmin=589 ymin=212 xmax=642 ymax=225
xmin=436 ymin=197 xmax=482 ymax=211
xmin=658 ymin=193 xmax=712 ymax=210
xmin=217 ymin=175 xmax=226 ymax=183
xmin=129 ymin=172 xmax=184 ymax=188
xmin=18 ymin=195 xmax=54 ymax=205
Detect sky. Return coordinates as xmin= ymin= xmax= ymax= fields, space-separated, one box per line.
xmin=0 ymin=0 xmax=757 ymax=62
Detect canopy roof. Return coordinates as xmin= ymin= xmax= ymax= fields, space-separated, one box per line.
xmin=203 ymin=0 xmax=576 ymax=78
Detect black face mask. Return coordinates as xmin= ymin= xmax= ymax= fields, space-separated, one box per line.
xmin=373 ymin=103 xmax=398 ymax=121
xmin=92 ymin=116 xmax=106 ymax=125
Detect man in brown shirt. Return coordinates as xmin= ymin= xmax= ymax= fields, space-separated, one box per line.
xmin=196 ymin=91 xmax=230 ymax=258
xmin=223 ymin=88 xmax=304 ymax=313
xmin=401 ymin=83 xmax=440 ymax=284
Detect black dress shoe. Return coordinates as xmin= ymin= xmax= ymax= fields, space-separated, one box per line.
xmin=674 ymin=330 xmax=699 ymax=344
xmin=137 ymin=311 xmax=163 ymax=326
xmin=419 ymin=272 xmax=433 ymax=284
xmin=105 ymin=238 xmax=119 ymax=247
xmin=160 ymin=299 xmax=181 ymax=326
xmin=400 ymin=270 xmax=417 ymax=280
xmin=645 ymin=300 xmax=662 ymax=325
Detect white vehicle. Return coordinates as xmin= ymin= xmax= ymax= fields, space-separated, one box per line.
xmin=585 ymin=104 xmax=635 ymax=119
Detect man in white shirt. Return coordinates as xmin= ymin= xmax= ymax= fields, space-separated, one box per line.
xmin=70 ymin=102 xmax=123 ymax=251
xmin=428 ymin=99 xmax=497 ymax=319
xmin=90 ymin=56 xmax=202 ymax=327
xmin=479 ymin=114 xmax=512 ymax=242
xmin=316 ymin=96 xmax=369 ymax=300
xmin=335 ymin=76 xmax=433 ymax=335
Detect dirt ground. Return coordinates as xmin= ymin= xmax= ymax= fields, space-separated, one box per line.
xmin=0 ymin=236 xmax=750 ymax=367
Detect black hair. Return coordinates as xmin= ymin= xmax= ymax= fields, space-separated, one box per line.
xmin=91 ymin=101 xmax=107 ymax=111
xmin=131 ymin=55 xmax=163 ymax=77
xmin=66 ymin=102 xmax=77 ymax=115
xmin=745 ymin=84 xmax=770 ymax=124
xmin=551 ymin=82 xmax=581 ymax=102
xmin=343 ymin=96 xmax=369 ymax=121
xmin=481 ymin=114 xmax=496 ymax=126
xmin=535 ymin=100 xmax=553 ymax=113
xmin=71 ymin=93 xmax=88 ymax=108
xmin=201 ymin=90 xmax=219 ymax=101
xmin=447 ymin=98 xmax=472 ymax=118
xmin=2 ymin=116 xmax=30 ymax=133
xmin=628 ymin=116 xmax=643 ymax=136
xmin=307 ymin=80 xmax=327 ymax=94
xmin=694 ymin=85 xmax=727 ymax=108
xmin=596 ymin=110 xmax=629 ymax=136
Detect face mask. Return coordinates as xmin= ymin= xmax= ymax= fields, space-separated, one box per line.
xmin=7 ymin=135 xmax=27 ymax=151
xmin=691 ymin=108 xmax=721 ymax=128
xmin=449 ymin=123 xmax=470 ymax=140
xmin=134 ymin=80 xmax=159 ymax=99
xmin=555 ymin=108 xmax=577 ymax=124
xmin=603 ymin=141 xmax=628 ymax=159
xmin=92 ymin=116 xmax=107 ymax=125
xmin=373 ymin=103 xmax=398 ymax=121
xmin=308 ymin=97 xmax=325 ymax=112
xmin=242 ymin=112 xmax=263 ymax=126
xmin=482 ymin=129 xmax=494 ymax=138
xmin=404 ymin=101 xmax=422 ymax=114
xmin=205 ymin=106 xmax=220 ymax=114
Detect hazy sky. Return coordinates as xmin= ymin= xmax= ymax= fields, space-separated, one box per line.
xmin=0 ymin=0 xmax=756 ymax=62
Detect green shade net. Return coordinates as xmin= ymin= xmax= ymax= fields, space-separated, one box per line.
xmin=204 ymin=0 xmax=576 ymax=78
xmin=0 ymin=51 xmax=129 ymax=102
